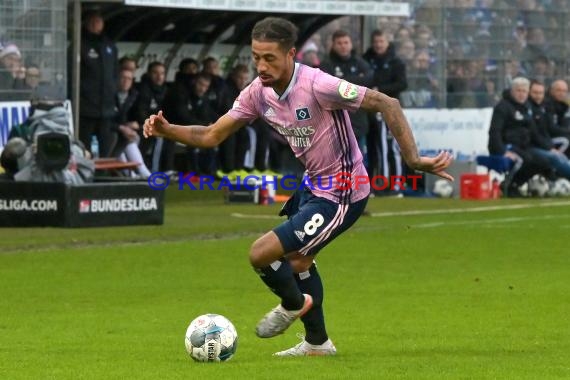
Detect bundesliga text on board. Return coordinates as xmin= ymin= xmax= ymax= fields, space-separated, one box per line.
xmin=0 ymin=199 xmax=58 ymax=212
xmin=79 ymin=198 xmax=158 ymax=213
xmin=147 ymin=172 xmax=422 ymax=192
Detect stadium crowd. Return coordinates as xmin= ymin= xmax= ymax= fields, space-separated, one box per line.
xmin=1 ymin=1 xmax=569 ymax=195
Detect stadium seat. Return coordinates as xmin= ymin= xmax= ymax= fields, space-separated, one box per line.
xmin=476 ymin=155 xmax=520 ymax=197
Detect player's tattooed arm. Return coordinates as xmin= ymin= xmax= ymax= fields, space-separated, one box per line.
xmin=144 ymin=112 xmax=246 ymax=148
xmin=360 ymin=88 xmax=421 ymax=168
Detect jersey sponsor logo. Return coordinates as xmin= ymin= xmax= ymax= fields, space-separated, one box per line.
xmin=295 ymin=107 xmax=311 ymax=121
xmin=338 ymin=80 xmax=358 ymax=100
xmin=78 ymin=198 xmax=158 ymax=213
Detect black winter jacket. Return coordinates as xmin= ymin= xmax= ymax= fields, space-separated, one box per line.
xmin=488 ymin=91 xmax=547 ymax=154
xmin=115 ymin=88 xmax=139 ymax=126
xmin=544 ymin=96 xmax=570 ymax=138
xmin=362 ymin=44 xmax=407 ymax=99
xmin=79 ymin=30 xmax=118 ymax=119
xmin=320 ymin=51 xmax=373 ymax=138
xmin=135 ymin=78 xmax=167 ymax=127
xmin=528 ymin=98 xmax=554 ymax=150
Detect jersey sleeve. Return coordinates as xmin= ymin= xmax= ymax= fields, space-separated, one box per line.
xmin=227 ymin=83 xmax=259 ymax=122
xmin=313 ymin=70 xmax=366 ymax=111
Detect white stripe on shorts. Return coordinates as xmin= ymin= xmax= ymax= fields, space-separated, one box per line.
xmin=298 ymin=203 xmax=348 ymax=256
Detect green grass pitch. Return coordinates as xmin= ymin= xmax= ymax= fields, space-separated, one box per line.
xmin=1 ymin=189 xmax=569 ymax=379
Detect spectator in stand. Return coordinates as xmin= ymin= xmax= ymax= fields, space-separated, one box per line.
xmin=504 ymin=59 xmax=527 ymax=89
xmin=363 ymin=29 xmax=408 ymax=191
xmin=112 ymin=68 xmax=151 ymax=178
xmin=135 ymin=61 xmax=167 ymax=171
xmin=79 ymin=10 xmax=119 ymax=158
xmin=394 ymin=25 xmax=413 ymax=45
xmin=396 ymin=38 xmax=416 ymax=68
xmin=298 ymin=42 xmax=320 ymax=68
xmin=0 ymin=43 xmax=26 ymax=100
xmin=521 ymin=27 xmax=551 ymax=72
xmin=401 ymin=50 xmax=439 ymax=108
xmin=528 ymin=55 xmax=553 ymax=88
xmin=488 ymin=77 xmax=552 ymax=195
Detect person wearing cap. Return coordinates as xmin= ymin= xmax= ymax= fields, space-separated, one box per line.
xmin=0 ymin=43 xmax=23 ymax=91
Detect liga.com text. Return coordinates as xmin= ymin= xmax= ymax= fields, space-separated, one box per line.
xmin=147 ymin=172 xmax=422 ymax=191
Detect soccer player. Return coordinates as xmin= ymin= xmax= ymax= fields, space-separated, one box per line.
xmin=143 ymin=17 xmax=453 ymax=356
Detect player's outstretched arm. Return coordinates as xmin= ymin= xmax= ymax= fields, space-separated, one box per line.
xmin=143 ymin=111 xmax=246 ymax=148
xmin=360 ymin=88 xmax=454 ymax=181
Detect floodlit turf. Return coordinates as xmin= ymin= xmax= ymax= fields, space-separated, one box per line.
xmin=1 ymin=189 xmax=570 ymax=379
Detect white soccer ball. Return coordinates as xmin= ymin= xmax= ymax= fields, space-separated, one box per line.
xmin=432 ymin=179 xmax=453 ymax=198
xmin=185 ymin=314 xmax=238 ymax=362
xmin=548 ymin=178 xmax=570 ymax=197
xmin=527 ymin=175 xmax=550 ymax=197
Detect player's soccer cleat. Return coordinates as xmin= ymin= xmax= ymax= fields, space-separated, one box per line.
xmin=255 ymin=294 xmax=313 ymax=338
xmin=273 ymin=336 xmax=337 ymax=357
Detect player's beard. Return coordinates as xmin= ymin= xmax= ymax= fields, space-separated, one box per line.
xmin=258 ymin=74 xmax=274 ymax=86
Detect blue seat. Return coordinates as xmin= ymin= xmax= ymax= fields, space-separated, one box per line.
xmin=476 ymin=155 xmax=517 ymax=196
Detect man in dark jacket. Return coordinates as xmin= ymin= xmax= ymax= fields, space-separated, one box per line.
xmin=320 ymin=30 xmax=373 ymax=163
xmin=135 ymin=61 xmax=168 ymax=171
xmin=160 ymin=59 xmax=200 ymax=172
xmin=201 ymin=57 xmax=228 ymax=119
xmin=79 ymin=10 xmax=119 ymax=157
xmin=545 ymin=79 xmax=570 ymax=156
xmin=169 ymin=72 xmax=218 ymax=175
xmin=363 ymin=29 xmax=408 ymax=191
xmin=110 ymin=69 xmax=151 ymax=178
xmin=488 ymin=77 xmax=551 ymax=194
xmin=528 ymin=80 xmax=570 ymax=180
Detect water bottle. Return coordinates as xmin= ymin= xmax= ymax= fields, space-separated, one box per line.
xmin=91 ymin=135 xmax=99 ymax=159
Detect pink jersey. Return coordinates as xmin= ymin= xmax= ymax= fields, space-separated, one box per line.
xmin=228 ymin=63 xmax=370 ymax=204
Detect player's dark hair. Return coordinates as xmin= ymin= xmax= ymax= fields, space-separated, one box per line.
xmin=146 ymin=61 xmax=164 ymax=73
xmin=202 ymin=56 xmax=218 ymax=68
xmin=179 ymin=57 xmax=198 ymax=72
xmin=371 ymin=29 xmax=387 ymax=40
xmin=193 ymin=72 xmax=212 ymax=83
xmin=251 ymin=17 xmax=298 ymax=51
xmin=119 ymin=55 xmax=137 ymax=68
xmin=530 ymin=78 xmax=545 ymax=88
xmin=332 ymin=30 xmax=351 ymax=41
xmin=229 ymin=63 xmax=249 ymax=77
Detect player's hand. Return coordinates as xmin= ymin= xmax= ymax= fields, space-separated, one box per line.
xmin=412 ymin=151 xmax=454 ymax=181
xmin=143 ymin=110 xmax=170 ymax=138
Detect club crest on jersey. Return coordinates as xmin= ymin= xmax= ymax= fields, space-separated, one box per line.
xmin=338 ymin=80 xmax=358 ymax=100
xmin=295 ymin=107 xmax=311 ymax=121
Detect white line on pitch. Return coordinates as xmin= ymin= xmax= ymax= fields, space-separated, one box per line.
xmin=231 ymin=213 xmax=281 ymax=220
xmin=370 ymin=200 xmax=570 ymax=217
xmin=231 ymin=200 xmax=570 ymax=220
xmin=412 ymin=213 xmax=570 ymax=229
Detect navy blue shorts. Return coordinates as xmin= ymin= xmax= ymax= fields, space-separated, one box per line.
xmin=273 ymin=188 xmax=368 ymax=256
